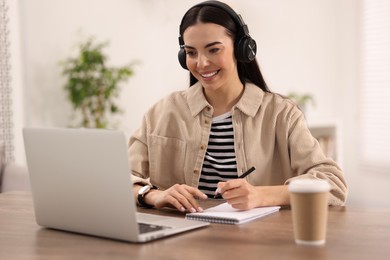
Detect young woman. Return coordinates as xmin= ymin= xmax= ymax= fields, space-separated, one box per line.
xmin=129 ymin=1 xmax=347 ymax=213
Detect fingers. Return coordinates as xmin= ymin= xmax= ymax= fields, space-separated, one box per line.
xmin=217 ymin=180 xmax=253 ymax=208
xmin=171 ymin=185 xmax=202 ymax=212
xmin=161 ymin=184 xmax=207 ymax=213
xmin=190 ymin=187 xmax=209 ymax=201
xmin=218 ymin=179 xmax=245 ymax=198
xmin=219 ymin=179 xmax=261 ymax=210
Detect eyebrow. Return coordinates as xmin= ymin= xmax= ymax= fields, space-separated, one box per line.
xmin=183 ymin=41 xmax=223 ymax=49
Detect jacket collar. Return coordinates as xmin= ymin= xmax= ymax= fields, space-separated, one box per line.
xmin=235 ymin=82 xmax=264 ymax=117
xmin=186 ymin=81 xmax=264 ymax=118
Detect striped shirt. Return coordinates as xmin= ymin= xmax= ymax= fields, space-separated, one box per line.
xmin=198 ymin=112 xmax=238 ymax=198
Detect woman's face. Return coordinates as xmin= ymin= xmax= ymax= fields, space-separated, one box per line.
xmin=182 ymin=23 xmax=240 ymax=92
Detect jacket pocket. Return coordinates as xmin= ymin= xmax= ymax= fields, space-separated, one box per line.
xmin=148 ymin=135 xmax=186 ymax=188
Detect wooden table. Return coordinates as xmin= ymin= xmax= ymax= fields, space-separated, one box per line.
xmin=0 ymin=191 xmax=389 ymax=260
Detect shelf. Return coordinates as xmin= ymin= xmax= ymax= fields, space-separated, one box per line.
xmin=308 ymin=123 xmax=340 ymax=163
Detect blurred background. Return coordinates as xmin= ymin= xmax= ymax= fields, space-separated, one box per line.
xmin=1 ymin=0 xmax=389 ymax=207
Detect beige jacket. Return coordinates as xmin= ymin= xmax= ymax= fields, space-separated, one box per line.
xmin=129 ymin=82 xmax=348 ymax=205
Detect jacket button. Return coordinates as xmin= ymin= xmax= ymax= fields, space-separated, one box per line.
xmin=193 ymin=169 xmax=199 ymax=174
xmin=204 ymin=119 xmax=210 ymax=124
xmin=200 ymin=145 xmax=205 ymax=150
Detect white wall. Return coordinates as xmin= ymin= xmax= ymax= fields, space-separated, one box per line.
xmin=19 ymin=0 xmax=191 ymax=132
xmin=13 ymin=0 xmax=382 ymax=206
xmin=18 ymin=0 xmax=352 ymax=126
xmin=18 ymin=0 xmax=352 ymax=139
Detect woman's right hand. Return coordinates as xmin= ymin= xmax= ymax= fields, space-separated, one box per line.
xmin=145 ymin=184 xmax=208 ymax=213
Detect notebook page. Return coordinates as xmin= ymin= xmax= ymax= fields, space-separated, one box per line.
xmin=186 ymin=202 xmax=280 ymax=224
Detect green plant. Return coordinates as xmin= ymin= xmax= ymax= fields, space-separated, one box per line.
xmin=287 ymin=92 xmax=316 ymax=110
xmin=61 ymin=37 xmax=134 ymax=129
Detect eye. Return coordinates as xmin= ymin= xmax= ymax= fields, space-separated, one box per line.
xmin=185 ymin=50 xmax=197 ymax=58
xmin=209 ymin=48 xmax=220 ymax=54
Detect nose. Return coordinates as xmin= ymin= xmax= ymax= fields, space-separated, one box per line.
xmin=197 ymin=53 xmax=210 ymax=68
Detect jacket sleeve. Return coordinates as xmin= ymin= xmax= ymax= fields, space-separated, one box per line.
xmin=128 ymin=115 xmax=152 ymax=187
xmin=284 ymin=107 xmax=348 ymax=206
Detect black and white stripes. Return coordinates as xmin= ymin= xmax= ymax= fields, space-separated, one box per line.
xmin=198 ymin=112 xmax=238 ymax=197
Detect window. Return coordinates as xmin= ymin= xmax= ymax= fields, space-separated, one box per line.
xmin=360 ymin=0 xmax=390 ymax=174
xmin=0 ymin=0 xmax=14 ymax=162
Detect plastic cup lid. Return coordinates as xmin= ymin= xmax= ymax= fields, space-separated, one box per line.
xmin=288 ymin=179 xmax=331 ymax=193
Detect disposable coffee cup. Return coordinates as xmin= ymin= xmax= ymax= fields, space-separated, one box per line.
xmin=288 ymin=179 xmax=331 ymax=246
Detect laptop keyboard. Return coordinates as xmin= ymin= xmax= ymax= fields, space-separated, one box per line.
xmin=138 ymin=223 xmax=170 ymax=234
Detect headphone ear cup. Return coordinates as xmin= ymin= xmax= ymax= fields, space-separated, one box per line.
xmin=235 ymin=36 xmax=257 ymax=63
xmin=178 ymin=48 xmax=188 ymax=70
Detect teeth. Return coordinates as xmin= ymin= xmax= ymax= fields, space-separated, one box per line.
xmin=201 ymin=71 xmax=218 ymax=78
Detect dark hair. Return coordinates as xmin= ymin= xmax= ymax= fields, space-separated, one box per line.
xmin=179 ymin=5 xmax=271 ymax=93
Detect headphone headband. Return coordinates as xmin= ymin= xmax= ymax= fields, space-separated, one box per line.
xmin=179 ymin=1 xmax=250 ymax=42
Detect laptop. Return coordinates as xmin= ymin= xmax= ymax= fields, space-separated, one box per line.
xmin=23 ymin=127 xmax=209 ymax=243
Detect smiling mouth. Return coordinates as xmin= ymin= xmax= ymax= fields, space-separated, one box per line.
xmin=200 ymin=70 xmax=219 ymax=78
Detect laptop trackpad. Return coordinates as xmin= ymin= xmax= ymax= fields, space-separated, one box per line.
xmin=136 ymin=212 xmax=186 ymax=228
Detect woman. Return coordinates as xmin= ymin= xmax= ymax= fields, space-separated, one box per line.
xmin=129 ymin=1 xmax=347 ymax=213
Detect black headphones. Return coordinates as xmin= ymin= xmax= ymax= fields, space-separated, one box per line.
xmin=178 ymin=0 xmax=257 ymax=70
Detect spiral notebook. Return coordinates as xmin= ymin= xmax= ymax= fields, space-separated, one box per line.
xmin=186 ymin=202 xmax=280 ymax=225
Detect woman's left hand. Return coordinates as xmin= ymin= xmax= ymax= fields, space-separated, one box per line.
xmin=216 ymin=180 xmax=289 ymax=210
